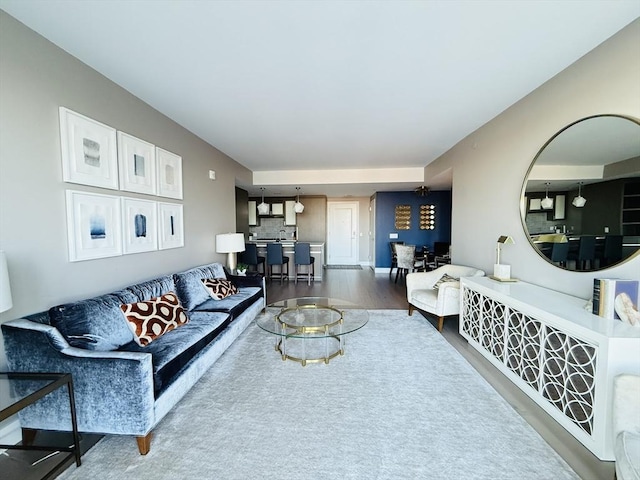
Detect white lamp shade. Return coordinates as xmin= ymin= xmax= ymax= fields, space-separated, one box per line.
xmin=572 ymin=196 xmax=587 ymax=207
xmin=216 ymin=233 xmax=245 ymax=253
xmin=0 ymin=251 xmax=13 ymax=313
xmin=293 ymin=201 xmax=305 ymax=213
xmin=540 ymin=196 xmax=553 ymax=209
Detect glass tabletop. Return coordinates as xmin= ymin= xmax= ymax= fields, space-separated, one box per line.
xmin=257 ymin=297 xmax=368 ymax=338
xmin=0 ymin=373 xmax=71 ymax=417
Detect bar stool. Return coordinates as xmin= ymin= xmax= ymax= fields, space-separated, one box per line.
xmin=294 ymin=243 xmax=315 ymax=285
xmin=239 ymin=243 xmax=265 ymax=274
xmin=266 ymin=243 xmax=289 ymax=283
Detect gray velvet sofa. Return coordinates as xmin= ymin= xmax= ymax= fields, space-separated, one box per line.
xmin=1 ymin=262 xmax=265 ymax=455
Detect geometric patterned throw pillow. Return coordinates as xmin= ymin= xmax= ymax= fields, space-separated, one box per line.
xmin=120 ymin=292 xmax=188 ymax=347
xmin=201 ymin=278 xmax=238 ymax=301
xmin=433 ymin=273 xmax=459 ymax=290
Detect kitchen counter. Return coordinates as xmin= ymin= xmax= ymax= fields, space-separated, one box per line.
xmin=249 ymin=241 xmax=325 ymax=281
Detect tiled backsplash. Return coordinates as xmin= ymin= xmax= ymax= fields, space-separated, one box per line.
xmin=249 ymin=217 xmax=296 ymax=240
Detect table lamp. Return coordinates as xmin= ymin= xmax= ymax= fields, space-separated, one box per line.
xmin=493 ymin=235 xmax=515 ymax=280
xmin=216 ymin=233 xmax=245 ymax=273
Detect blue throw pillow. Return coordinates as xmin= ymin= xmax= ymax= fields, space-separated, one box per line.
xmin=49 ymin=290 xmax=137 ymax=351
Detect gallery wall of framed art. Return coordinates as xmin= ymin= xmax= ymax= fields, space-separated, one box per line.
xmin=59 ymin=107 xmax=185 ymax=261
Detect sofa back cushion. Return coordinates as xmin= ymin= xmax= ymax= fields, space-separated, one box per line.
xmin=49 ymin=289 xmax=137 ymax=351
xmin=125 ymin=275 xmax=176 ymax=302
xmin=174 ymin=263 xmax=226 ymax=311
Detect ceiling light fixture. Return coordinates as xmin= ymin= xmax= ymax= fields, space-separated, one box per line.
xmin=541 ymin=182 xmax=553 ymax=209
xmin=572 ymin=182 xmax=586 ymax=208
xmin=293 ymin=187 xmax=304 ymax=213
xmin=415 ymin=186 xmax=430 ymax=197
xmin=257 ymin=187 xmax=269 ymax=215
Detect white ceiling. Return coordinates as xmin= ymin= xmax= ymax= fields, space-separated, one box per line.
xmin=2 ymin=1 xmax=639 ymax=197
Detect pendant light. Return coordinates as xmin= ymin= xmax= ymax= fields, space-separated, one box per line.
xmin=257 ymin=187 xmax=269 ymax=215
xmin=293 ymin=187 xmax=304 ymax=213
xmin=541 ymin=182 xmax=553 ymax=209
xmin=572 ymin=182 xmax=586 ymax=208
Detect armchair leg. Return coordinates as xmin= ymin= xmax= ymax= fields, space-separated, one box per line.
xmin=437 ymin=316 xmax=444 ymax=332
xmin=408 ymin=304 xmax=414 ymax=316
xmin=137 ymin=433 xmax=152 ymax=455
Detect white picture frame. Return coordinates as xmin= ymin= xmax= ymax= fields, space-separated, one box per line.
xmin=158 ymin=202 xmax=184 ymax=250
xmin=66 ymin=190 xmax=122 ymax=262
xmin=156 ymin=147 xmax=183 ymax=199
xmin=59 ymin=107 xmax=119 ymax=190
xmin=122 ymin=197 xmax=158 ymax=255
xmin=117 ymin=132 xmax=157 ymax=195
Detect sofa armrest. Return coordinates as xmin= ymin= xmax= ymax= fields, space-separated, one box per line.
xmin=228 ymin=273 xmax=264 ymax=289
xmin=2 ymin=319 xmax=155 ymax=436
xmin=406 ymin=271 xmax=442 ymax=299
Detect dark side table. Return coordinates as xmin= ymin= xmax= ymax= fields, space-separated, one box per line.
xmin=0 ymin=372 xmax=81 ymax=479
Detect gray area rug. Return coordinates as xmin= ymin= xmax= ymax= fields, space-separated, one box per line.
xmin=59 ymin=310 xmax=578 ymax=480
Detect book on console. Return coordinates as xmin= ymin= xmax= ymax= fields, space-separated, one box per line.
xmin=592 ymin=278 xmax=639 ymax=323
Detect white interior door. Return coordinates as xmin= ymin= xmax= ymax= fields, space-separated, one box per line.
xmin=327 ymin=202 xmax=358 ymax=265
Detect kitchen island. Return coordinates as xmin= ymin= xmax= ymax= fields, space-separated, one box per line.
xmin=249 ymin=241 xmax=325 ymax=281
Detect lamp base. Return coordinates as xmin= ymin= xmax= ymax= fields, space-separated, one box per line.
xmin=227 ymin=252 xmax=238 ymax=273
xmin=493 ymin=264 xmax=511 ymax=280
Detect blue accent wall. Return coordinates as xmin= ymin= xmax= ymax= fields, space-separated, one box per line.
xmin=375 ymin=191 xmax=452 ymax=268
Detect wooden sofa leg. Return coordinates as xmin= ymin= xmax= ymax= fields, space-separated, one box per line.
xmin=22 ymin=428 xmax=37 ymax=446
xmin=137 ymin=433 xmax=152 ymax=455
xmin=438 ymin=316 xmax=444 ymax=332
xmin=408 ymin=304 xmax=414 ymax=316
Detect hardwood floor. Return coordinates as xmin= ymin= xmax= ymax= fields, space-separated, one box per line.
xmin=265 ymin=267 xmax=614 ymax=480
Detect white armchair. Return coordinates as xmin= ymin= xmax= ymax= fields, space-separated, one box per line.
xmin=406 ymin=264 xmax=485 ymax=331
xmin=613 ymin=374 xmax=640 ymax=480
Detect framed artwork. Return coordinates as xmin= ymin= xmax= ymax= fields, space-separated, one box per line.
xmin=59 ymin=107 xmax=119 ymax=190
xmin=66 ymin=190 xmax=122 ymax=262
xmin=157 ymin=147 xmax=183 ymax=199
xmin=158 ymin=202 xmax=184 ymax=250
xmin=117 ymin=132 xmax=157 ymax=195
xmin=122 ymin=198 xmax=158 ymax=255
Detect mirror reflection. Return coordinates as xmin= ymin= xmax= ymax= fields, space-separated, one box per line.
xmin=521 ymin=115 xmax=640 ymax=271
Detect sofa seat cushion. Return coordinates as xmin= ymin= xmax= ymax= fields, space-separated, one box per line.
xmin=411 ymin=289 xmax=438 ymax=310
xmin=49 ymin=290 xmax=137 ymax=351
xmin=194 ymin=286 xmax=262 ymax=318
xmin=174 ymin=263 xmax=227 ymax=311
xmin=119 ymin=311 xmax=230 ymax=395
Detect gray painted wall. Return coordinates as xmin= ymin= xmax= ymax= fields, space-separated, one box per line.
xmin=426 ymin=19 xmax=640 ymax=298
xmin=0 ymin=12 xmax=252 ymax=368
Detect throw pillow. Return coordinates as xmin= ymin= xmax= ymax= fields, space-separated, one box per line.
xmin=434 ymin=273 xmax=459 ymax=290
xmin=201 ymin=278 xmax=238 ymax=300
xmin=120 ymin=292 xmax=188 ymax=347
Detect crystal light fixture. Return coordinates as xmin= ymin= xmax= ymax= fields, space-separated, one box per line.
xmin=541 ymin=182 xmax=553 ymax=209
xmin=293 ymin=187 xmax=304 ymax=213
xmin=572 ymin=182 xmax=586 ymax=208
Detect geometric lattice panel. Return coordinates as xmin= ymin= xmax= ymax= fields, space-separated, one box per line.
xmin=461 ymin=288 xmax=482 ymax=342
xmin=506 ymin=311 xmax=543 ymax=390
xmin=542 ymin=326 xmax=596 ymax=435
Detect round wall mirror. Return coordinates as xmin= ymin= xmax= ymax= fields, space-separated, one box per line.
xmin=521 ymin=114 xmax=640 ymax=271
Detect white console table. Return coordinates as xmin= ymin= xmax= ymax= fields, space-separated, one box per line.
xmin=459 ymin=277 xmax=640 ymax=460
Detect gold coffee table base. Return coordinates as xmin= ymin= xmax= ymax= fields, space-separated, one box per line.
xmin=257 ymin=297 xmax=368 ymax=367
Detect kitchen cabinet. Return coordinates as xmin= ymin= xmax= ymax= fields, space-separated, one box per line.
xmin=284 ymin=200 xmax=296 ymax=226
xmin=248 ymin=201 xmax=257 ymax=226
xmin=553 ymin=194 xmax=566 ymax=220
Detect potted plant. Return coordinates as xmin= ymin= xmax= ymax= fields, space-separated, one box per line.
xmin=236 ymin=263 xmax=248 ymax=276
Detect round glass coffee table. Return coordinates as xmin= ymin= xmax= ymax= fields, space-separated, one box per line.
xmin=257 ymin=297 xmax=368 ymax=366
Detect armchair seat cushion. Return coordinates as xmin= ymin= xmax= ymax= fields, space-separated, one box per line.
xmin=120 ymin=311 xmax=230 ymax=396
xmin=615 ymin=431 xmax=640 ymax=480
